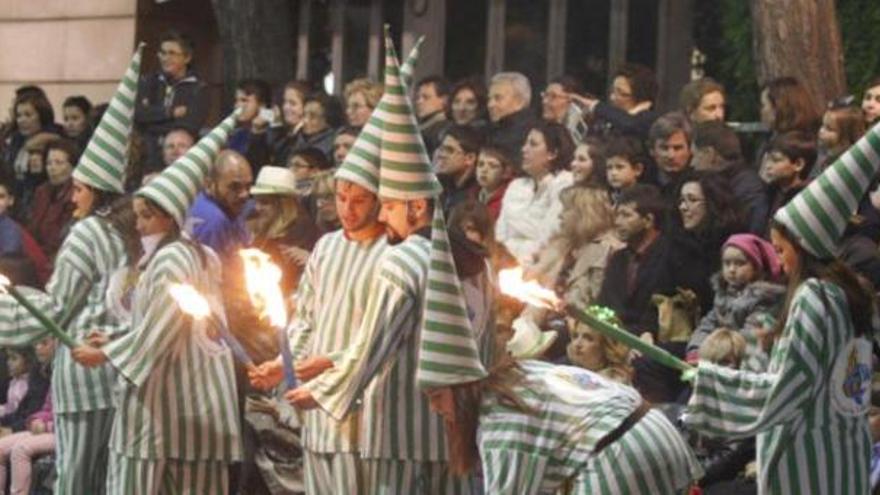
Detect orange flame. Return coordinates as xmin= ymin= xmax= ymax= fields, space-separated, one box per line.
xmin=240 ymin=249 xmax=287 ymax=328
xmin=168 ymin=283 xmax=212 ymax=319
xmin=498 ymin=267 xmax=560 ymax=309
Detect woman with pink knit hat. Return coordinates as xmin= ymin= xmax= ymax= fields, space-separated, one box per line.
xmin=685 ymin=233 xmax=787 ymax=372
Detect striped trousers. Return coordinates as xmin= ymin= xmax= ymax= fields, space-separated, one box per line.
xmin=364 ymin=458 xmax=477 ymax=495
xmin=54 ymin=408 xmax=114 ymax=495
xmin=304 ymin=450 xmax=364 ymax=494
xmin=573 ymin=410 xmax=702 ymax=495
xmin=105 ymin=452 xmax=229 ymax=495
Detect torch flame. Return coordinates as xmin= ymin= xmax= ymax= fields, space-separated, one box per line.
xmin=0 ymin=274 xmax=10 ymax=293
xmin=168 ymin=283 xmax=211 ymax=319
xmin=498 ymin=267 xmax=561 ymax=309
xmin=240 ymin=249 xmax=287 ymax=328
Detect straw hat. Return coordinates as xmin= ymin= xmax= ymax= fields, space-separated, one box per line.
xmin=250 ymin=166 xmax=297 ymax=196
xmin=506 ymin=317 xmax=558 ymax=360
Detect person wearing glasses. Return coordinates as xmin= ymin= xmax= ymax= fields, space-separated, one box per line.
xmin=134 ymin=30 xmax=208 ymax=170
xmin=571 ymin=63 xmax=660 ymax=142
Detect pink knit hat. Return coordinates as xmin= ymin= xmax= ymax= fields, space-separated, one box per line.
xmin=722 ymin=233 xmax=782 ymax=281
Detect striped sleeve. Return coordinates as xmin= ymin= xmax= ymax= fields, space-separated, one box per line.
xmin=685 ymin=280 xmax=827 ymax=438
xmin=287 ymin=240 xmax=320 ymax=361
xmin=304 ymin=259 xmax=417 ymax=421
xmin=103 ymin=247 xmax=192 ymax=387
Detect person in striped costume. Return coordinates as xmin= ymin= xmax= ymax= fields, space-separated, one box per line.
xmin=285 ymin=29 xmax=482 ymax=494
xmin=684 ymin=123 xmax=880 ymax=494
xmin=0 ymin=44 xmax=144 ymax=495
xmin=72 ymin=113 xmax=243 ymax=494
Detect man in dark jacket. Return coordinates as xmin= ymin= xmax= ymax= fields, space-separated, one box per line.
xmin=134 ymin=30 xmax=208 ymax=169
xmin=486 ymin=72 xmax=535 ymax=171
xmin=434 ymin=125 xmax=482 ymax=214
xmin=415 ymin=76 xmax=451 ymax=157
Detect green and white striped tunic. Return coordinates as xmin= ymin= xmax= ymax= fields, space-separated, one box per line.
xmin=686 ymin=278 xmax=872 ymax=495
xmin=479 ymin=360 xmax=701 ymax=494
xmin=288 ymin=230 xmax=388 ymax=453
xmin=305 ymin=235 xmax=451 ymax=461
xmin=0 ymin=216 xmax=125 ymax=413
xmin=102 ymin=241 xmax=242 ymax=462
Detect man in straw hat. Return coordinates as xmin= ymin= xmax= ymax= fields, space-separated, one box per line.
xmin=0 ymin=43 xmax=144 ymax=495
xmin=684 ymin=122 xmax=880 ymax=494
xmin=72 ymin=111 xmax=243 ymax=494
xmin=282 ymin=30 xmax=486 ymax=493
xmin=248 ymin=32 xmax=425 ymax=494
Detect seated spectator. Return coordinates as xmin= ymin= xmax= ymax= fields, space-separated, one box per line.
xmin=604 ymin=136 xmax=648 ymax=204
xmin=434 ymin=125 xmax=481 ymax=213
xmin=448 ymin=77 xmax=488 ymax=129
xmin=287 ymin=93 xmax=341 ymax=163
xmin=861 ymin=76 xmax=880 ymax=127
xmin=757 ymin=76 xmax=820 ymax=181
xmin=685 ymin=233 xmax=786 ymax=372
xmin=679 ymin=77 xmax=726 ymax=124
xmin=474 ymin=145 xmax=514 ymax=221
xmin=134 ymin=30 xmax=207 ymax=169
xmin=563 ymin=310 xmax=633 ymax=384
xmin=308 ymin=171 xmax=339 ymax=234
xmin=495 ymin=121 xmax=574 ymax=267
xmin=763 ymin=130 xmax=816 ymax=216
xmin=540 ymin=75 xmax=582 ymax=125
xmin=449 ymin=199 xmax=516 ymax=275
xmin=0 ymin=176 xmax=23 ymax=257
xmin=332 ymin=126 xmax=358 ymax=168
xmin=230 ymin=78 xmax=274 ymax=173
xmin=287 ymin=147 xmax=332 ymax=198
xmin=159 ymin=127 xmax=195 ymax=170
xmin=486 ymin=72 xmax=535 ymax=170
xmin=692 ymin=120 xmax=768 ymax=234
xmin=570 ymin=137 xmax=607 ymax=188
xmin=343 ymin=78 xmax=382 ymax=130
xmin=267 ymin=80 xmax=310 ymax=167
xmin=0 ymin=347 xmax=41 ymax=427
xmin=61 ymin=95 xmax=93 ymax=151
xmin=649 ymin=112 xmax=693 ymax=202
xmin=1 ymin=92 xmax=58 ymax=192
xmin=415 ymin=75 xmax=451 ymax=156
xmin=27 ymin=139 xmax=78 ymax=259
xmin=815 ymin=101 xmax=864 ymax=178
xmin=248 ymin=166 xmax=320 ymax=295
xmin=14 ymin=133 xmax=57 ymax=221
xmin=575 ymin=63 xmax=660 ymax=141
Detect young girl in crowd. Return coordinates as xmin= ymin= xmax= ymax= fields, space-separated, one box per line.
xmin=0 ymin=348 xmax=36 ymax=425
xmin=61 ymin=96 xmax=93 ymax=151
xmin=685 ymin=233 xmax=786 ymax=372
xmin=475 ymin=145 xmax=514 ymax=221
xmin=0 ymin=337 xmax=56 ymax=495
xmin=570 ymin=137 xmax=607 ymax=187
xmin=815 ymin=103 xmax=865 ymax=177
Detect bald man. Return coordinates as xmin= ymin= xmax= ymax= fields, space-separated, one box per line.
xmin=187 ymin=149 xmax=254 ymax=261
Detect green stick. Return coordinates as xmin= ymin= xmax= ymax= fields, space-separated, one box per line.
xmin=3 ymin=285 xmax=79 ymax=348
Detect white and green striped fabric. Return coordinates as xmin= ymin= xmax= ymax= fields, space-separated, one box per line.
xmin=480 ymin=360 xmax=701 ymax=495
xmin=775 ymin=122 xmax=880 ymax=258
xmin=73 ymin=43 xmax=144 ymax=193
xmin=102 ymin=241 xmax=242 ymax=463
xmin=287 ymin=230 xmax=388 ymax=454
xmin=417 ymin=206 xmax=488 ymax=389
xmin=334 ymin=30 xmax=424 ymax=194
xmin=137 ymin=111 xmax=237 ymax=225
xmin=106 ymin=453 xmax=229 ymax=495
xmin=686 ymin=278 xmax=872 ymax=494
xmin=400 ymin=35 xmax=424 ymax=89
xmin=56 ymin=408 xmax=115 ymax=494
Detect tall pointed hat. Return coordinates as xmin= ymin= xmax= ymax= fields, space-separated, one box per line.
xmin=137 ymin=112 xmax=237 ymax=225
xmin=774 ymin=122 xmax=880 ymax=258
xmin=73 ymin=43 xmax=145 ymax=193
xmin=334 ymin=29 xmax=425 ymax=193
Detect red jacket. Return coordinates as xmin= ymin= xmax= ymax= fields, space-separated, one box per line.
xmin=480 ymin=180 xmax=511 ymax=221
xmin=27 ymin=180 xmax=74 ymax=260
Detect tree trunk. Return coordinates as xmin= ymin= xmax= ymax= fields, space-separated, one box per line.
xmin=750 ymin=0 xmax=846 ymax=113
xmin=210 ymin=0 xmax=296 ymax=105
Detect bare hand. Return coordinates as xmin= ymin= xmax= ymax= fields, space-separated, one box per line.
xmin=251 ymin=116 xmax=269 ymax=133
xmin=248 ymin=359 xmax=283 ymax=391
xmin=85 ymin=330 xmax=109 ymax=347
xmin=569 ymin=93 xmax=598 ymax=112
xmin=295 ymin=356 xmax=333 ymax=382
xmin=281 ymin=246 xmax=310 ymax=266
xmin=172 ymin=106 xmax=187 ymax=118
xmin=284 ymin=387 xmax=319 ymax=410
xmin=71 ymin=345 xmax=108 ymax=368
xmin=246 ymin=396 xmax=281 ymax=421
xmin=28 ymin=419 xmax=47 ymax=435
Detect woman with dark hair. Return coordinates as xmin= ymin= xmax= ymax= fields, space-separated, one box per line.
xmin=449 ymin=76 xmax=488 ymax=129
xmin=758 ymin=77 xmax=822 ymax=182
xmin=572 ymin=63 xmax=661 ymax=140
xmin=288 ymin=93 xmax=341 ymax=163
xmin=495 ymin=121 xmax=575 ymax=266
xmin=861 ymin=76 xmax=880 ymax=126
xmin=268 ymin=80 xmax=311 ymax=166
xmin=1 ymin=93 xmax=58 ymax=189
xmin=685 ymin=126 xmax=880 ymax=494
xmin=62 ymin=95 xmax=93 ymax=150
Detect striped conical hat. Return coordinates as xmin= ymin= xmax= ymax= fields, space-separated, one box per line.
xmin=377 ymin=29 xmax=441 ymax=200
xmin=774 ymin=122 xmax=880 ymax=258
xmin=72 ymin=43 xmax=144 ymax=193
xmin=137 ymin=112 xmax=237 ymax=225
xmin=417 ymin=207 xmax=488 ymax=389
xmin=400 ymin=35 xmax=424 ymax=88
xmin=334 ymin=30 xmax=425 ymax=193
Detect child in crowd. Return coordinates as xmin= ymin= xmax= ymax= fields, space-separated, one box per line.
xmin=763 ymin=130 xmax=817 ymax=215
xmin=449 ymin=199 xmax=516 ymax=275
xmin=0 ymin=337 xmax=55 ymax=495
xmin=815 ymin=103 xmax=865 ymax=177
xmin=61 ymin=96 xmax=93 ymax=150
xmin=570 ymin=137 xmax=607 ymax=187
xmin=604 ymin=136 xmax=647 ymax=204
xmin=0 ymin=179 xmax=23 ymax=257
xmin=475 ymin=145 xmax=514 ymax=221
xmin=686 ymin=233 xmax=786 ymax=372
xmin=564 ymin=313 xmax=632 ymax=384
xmin=287 ymin=147 xmax=332 ymax=197
xmin=0 ymin=348 xmax=36 ymax=425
